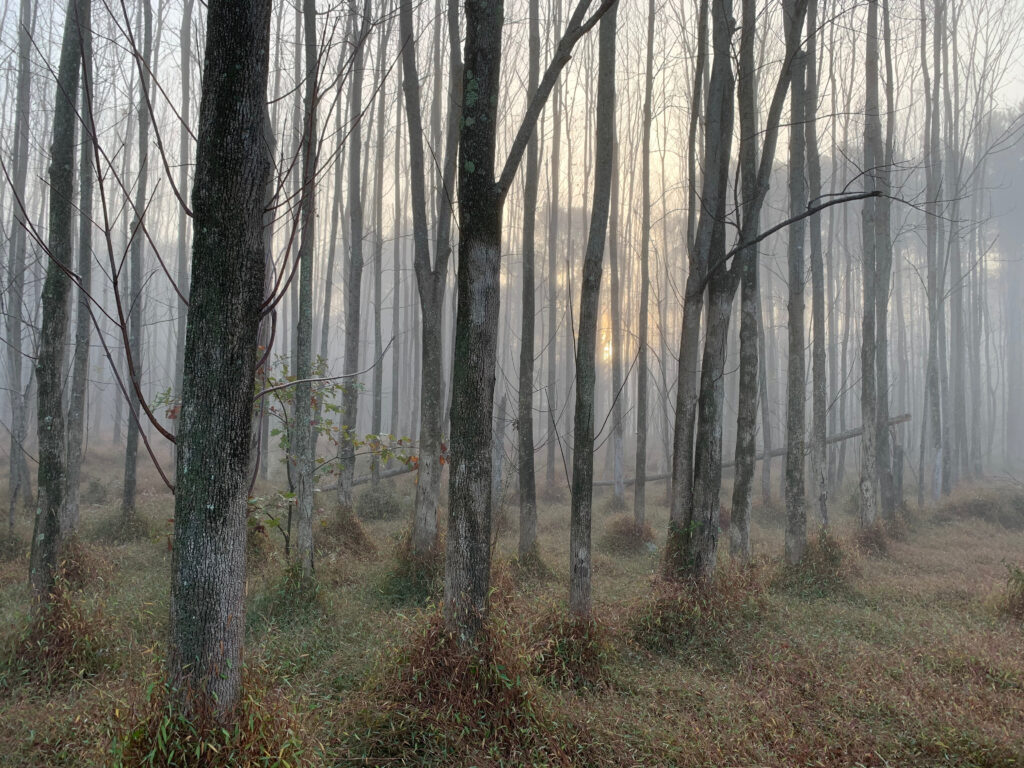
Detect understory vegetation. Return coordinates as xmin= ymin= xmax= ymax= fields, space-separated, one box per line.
xmin=2 ymin=458 xmax=1023 ymax=767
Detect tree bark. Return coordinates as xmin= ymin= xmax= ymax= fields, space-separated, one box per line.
xmin=6 ymin=0 xmax=35 ymax=529
xmin=337 ymin=0 xmax=371 ymax=509
xmin=65 ymin=2 xmax=94 ymax=535
xmin=30 ymin=0 xmax=85 ymax=602
xmin=785 ymin=41 xmax=808 ymax=566
xmin=168 ymin=0 xmax=272 ymax=718
xmin=122 ymin=0 xmax=153 ymax=524
xmin=293 ymin=0 xmax=318 ymax=577
xmin=517 ymin=0 xmax=541 ymax=559
xmin=569 ymin=1 xmax=616 ymax=616
xmin=633 ymin=0 xmax=655 ymax=529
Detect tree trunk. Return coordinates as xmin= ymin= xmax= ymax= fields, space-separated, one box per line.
xmin=517 ymin=0 xmax=541 ymax=559
xmin=337 ymin=0 xmax=371 ymax=509
xmin=6 ymin=0 xmax=35 ymax=530
xmin=293 ymin=0 xmax=318 ymax=577
xmin=173 ymin=0 xmax=194 ymax=463
xmin=805 ymin=0 xmax=828 ymax=530
xmin=65 ymin=4 xmax=94 ymax=536
xmin=122 ymin=0 xmax=153 ymax=524
xmin=399 ymin=0 xmax=460 ymax=559
xmin=168 ymin=0 xmax=272 ymax=718
xmin=570 ymin=1 xmax=616 ymax=616
xmin=634 ymin=0 xmax=654 ymax=529
xmin=29 ymin=0 xmax=85 ymax=602
xmin=785 ymin=42 xmax=808 ymax=566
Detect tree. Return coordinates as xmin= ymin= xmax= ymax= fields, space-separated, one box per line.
xmin=398 ymin=0 xmax=461 ymax=559
xmin=168 ymin=0 xmax=273 ymax=717
xmin=516 ymin=0 xmax=541 ymax=562
xmin=29 ymin=0 xmax=86 ymax=602
xmin=5 ymin=0 xmax=35 ymax=531
xmin=569 ymin=0 xmax=617 ymax=617
xmin=121 ymin=0 xmax=153 ymax=527
xmin=633 ymin=0 xmax=655 ymax=529
xmin=445 ymin=0 xmax=614 ymax=642
xmin=293 ymin=0 xmax=318 ymax=578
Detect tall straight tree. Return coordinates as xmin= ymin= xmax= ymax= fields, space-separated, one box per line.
xmin=122 ymin=0 xmax=153 ymax=526
xmin=633 ymin=0 xmax=655 ymax=528
xmin=173 ymin=0 xmax=194 ymax=454
xmin=784 ymin=39 xmax=808 ymax=566
xmin=445 ymin=0 xmax=615 ymax=642
xmin=806 ymin=0 xmax=828 ymax=530
xmin=337 ymin=0 xmax=371 ymax=509
xmin=399 ymin=0 xmax=461 ymax=558
xmin=569 ymin=0 xmax=617 ymax=617
xmin=65 ymin=0 xmax=94 ymax=535
xmin=169 ymin=0 xmax=273 ymax=718
xmin=293 ymin=0 xmax=318 ymax=577
xmin=517 ymin=0 xmax=541 ymax=561
xmin=29 ymin=0 xmax=85 ymax=602
xmin=860 ymin=0 xmax=883 ymax=525
xmin=6 ymin=0 xmax=34 ymax=529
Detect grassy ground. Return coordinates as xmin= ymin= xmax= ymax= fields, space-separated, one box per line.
xmin=1 ymin=452 xmax=1023 ymax=767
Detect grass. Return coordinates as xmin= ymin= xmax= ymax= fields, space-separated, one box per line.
xmin=2 ymin=453 xmax=1024 ymax=766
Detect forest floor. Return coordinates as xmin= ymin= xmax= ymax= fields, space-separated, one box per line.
xmin=1 ymin=450 xmax=1023 ymax=767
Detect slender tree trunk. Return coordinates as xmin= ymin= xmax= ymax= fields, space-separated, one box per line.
xmin=65 ymin=5 xmax=94 ymax=535
xmin=169 ymin=0 xmax=272 ymax=718
xmin=293 ymin=0 xmax=318 ymax=577
xmin=399 ymin=0 xmax=460 ymax=558
xmin=173 ymin=0 xmax=194 ymax=459
xmin=608 ymin=143 xmax=626 ymax=508
xmin=122 ymin=0 xmax=153 ymax=524
xmin=517 ymin=0 xmax=541 ymax=559
xmin=371 ymin=38 xmax=388 ymax=486
xmin=785 ymin=42 xmax=808 ymax=565
xmin=544 ymin=0 xmax=562 ymax=489
xmin=570 ymin=1 xmax=616 ymax=616
xmin=805 ymin=0 xmax=828 ymax=530
xmin=337 ymin=0 xmax=371 ymax=509
xmin=30 ymin=0 xmax=85 ymax=601
xmin=7 ymin=0 xmax=35 ymax=529
xmin=634 ymin=0 xmax=654 ymax=529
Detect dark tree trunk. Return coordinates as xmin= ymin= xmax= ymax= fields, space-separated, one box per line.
xmin=517 ymin=0 xmax=541 ymax=559
xmin=634 ymin=0 xmax=655 ymax=528
xmin=168 ymin=0 xmax=272 ymax=719
xmin=30 ymin=0 xmax=85 ymax=602
xmin=569 ymin=1 xmax=616 ymax=616
xmin=122 ymin=0 xmax=153 ymax=524
xmin=65 ymin=3 xmax=94 ymax=535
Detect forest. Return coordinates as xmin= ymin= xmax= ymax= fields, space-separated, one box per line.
xmin=1 ymin=0 xmax=1024 ymax=765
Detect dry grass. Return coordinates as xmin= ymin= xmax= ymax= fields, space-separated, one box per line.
xmin=598 ymin=514 xmax=655 ymax=556
xmin=2 ymin=452 xmax=1024 ymax=766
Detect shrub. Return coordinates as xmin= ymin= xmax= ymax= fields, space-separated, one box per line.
xmin=115 ymin=665 xmax=312 ymax=767
xmin=531 ymin=609 xmax=615 ymax=691
xmin=999 ymin=562 xmax=1024 ymax=621
xmin=598 ymin=515 xmax=655 ymax=556
xmin=631 ymin=565 xmax=769 ymax=656
xmin=80 ymin=478 xmax=108 ymax=505
xmin=248 ymin=562 xmax=325 ymax=628
xmin=337 ymin=613 xmax=581 ymax=766
xmin=60 ymin=535 xmax=115 ymax=589
xmin=375 ymin=528 xmax=443 ymax=605
xmin=597 ymin=491 xmax=629 ymax=517
xmin=91 ymin=510 xmax=150 ymax=544
xmin=854 ymin=520 xmax=888 ymax=557
xmin=935 ymin=483 xmax=1024 ymax=529
xmin=2 ymin=581 xmax=114 ymax=687
xmin=774 ymin=530 xmax=854 ymax=597
xmin=510 ymin=547 xmax=554 ymax=583
xmin=355 ymin=481 xmax=407 ymax=521
xmin=317 ymin=504 xmax=376 ymax=557
xmin=0 ymin=530 xmax=26 ymax=563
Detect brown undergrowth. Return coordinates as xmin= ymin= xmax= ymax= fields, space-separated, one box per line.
xmin=599 ymin=514 xmax=655 ymax=556
xmin=115 ymin=663 xmax=314 ymax=767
